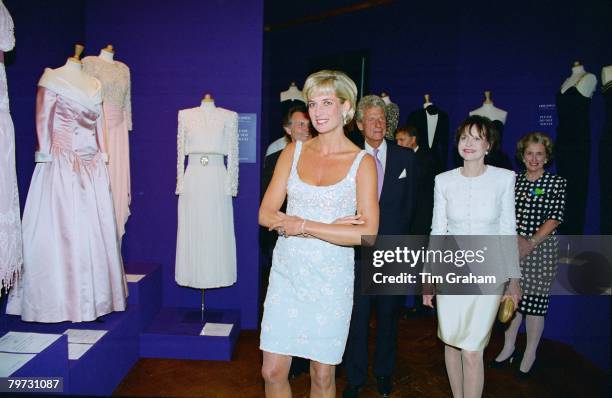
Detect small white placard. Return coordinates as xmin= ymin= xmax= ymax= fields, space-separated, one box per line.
xmin=63 ymin=329 xmax=107 ymax=345
xmin=200 ymin=323 xmax=233 ymax=337
xmin=0 ymin=332 xmax=62 ymax=354
xmin=68 ymin=343 xmax=93 ymax=360
xmin=0 ymin=352 xmax=36 ymax=376
xmin=126 ymin=274 xmax=146 ymax=283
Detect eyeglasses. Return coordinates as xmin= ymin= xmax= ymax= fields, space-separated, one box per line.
xmin=290 ymin=120 xmax=310 ymax=128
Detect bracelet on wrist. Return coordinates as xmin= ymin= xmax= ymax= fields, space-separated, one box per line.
xmin=300 ymin=219 xmax=306 ymax=235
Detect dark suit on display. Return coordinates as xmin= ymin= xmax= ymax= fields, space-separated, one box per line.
xmin=344 ymin=139 xmax=417 ymax=387
xmin=406 ymin=106 xmax=450 ymax=174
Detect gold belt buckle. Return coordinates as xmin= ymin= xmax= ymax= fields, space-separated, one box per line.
xmin=200 ymin=155 xmax=209 ymax=166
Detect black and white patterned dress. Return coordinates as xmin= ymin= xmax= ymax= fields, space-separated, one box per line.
xmin=515 ymin=172 xmax=566 ymax=316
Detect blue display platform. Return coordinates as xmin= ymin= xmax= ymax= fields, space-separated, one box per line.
xmin=0 ymin=262 xmax=242 ymax=395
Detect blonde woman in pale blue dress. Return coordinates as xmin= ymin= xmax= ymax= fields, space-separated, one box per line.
xmin=259 ymin=70 xmax=379 ymax=398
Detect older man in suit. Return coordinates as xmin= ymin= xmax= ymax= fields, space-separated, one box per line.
xmin=343 ymin=95 xmax=417 ymax=398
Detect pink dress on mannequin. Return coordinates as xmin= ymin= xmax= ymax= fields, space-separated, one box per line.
xmin=0 ymin=0 xmax=21 ymax=295
xmin=82 ymin=56 xmax=132 ymax=240
xmin=6 ymin=68 xmax=127 ymax=322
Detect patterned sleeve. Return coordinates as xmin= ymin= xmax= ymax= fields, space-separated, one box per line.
xmin=175 ymin=111 xmax=185 ymax=195
xmin=546 ymin=175 xmax=566 ymax=222
xmin=124 ymin=65 xmax=133 ymax=131
xmin=225 ymin=112 xmax=239 ymax=196
xmin=0 ymin=1 xmax=15 ymax=52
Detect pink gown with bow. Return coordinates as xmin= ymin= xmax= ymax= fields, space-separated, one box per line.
xmin=6 ymin=68 xmax=127 ymax=322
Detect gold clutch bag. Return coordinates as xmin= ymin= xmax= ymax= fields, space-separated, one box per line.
xmin=498 ymin=297 xmax=515 ymax=323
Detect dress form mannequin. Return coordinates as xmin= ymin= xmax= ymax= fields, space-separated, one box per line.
xmin=560 ymin=61 xmax=597 ymax=97
xmin=424 ymin=94 xmax=439 ymax=147
xmin=99 ymin=44 xmax=114 ymax=63
xmin=600 ymin=65 xmax=612 ymax=233
xmin=381 ymin=92 xmax=400 ymax=139
xmin=601 ymin=65 xmax=612 ymax=88
xmin=280 ymin=82 xmax=304 ymax=102
xmin=6 ymin=42 xmax=127 ymax=322
xmin=175 ymin=94 xmax=238 ymax=304
xmin=469 ymin=91 xmax=508 ymax=124
xmin=82 ymin=45 xmax=134 ymax=240
xmin=556 ymin=61 xmax=596 ymax=234
xmin=0 ymin=0 xmax=21 ymax=294
xmin=53 ymin=45 xmax=99 ymax=96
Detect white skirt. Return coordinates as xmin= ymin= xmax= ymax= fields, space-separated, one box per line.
xmin=436 ymin=291 xmax=502 ymax=351
xmin=175 ymin=154 xmax=236 ymax=289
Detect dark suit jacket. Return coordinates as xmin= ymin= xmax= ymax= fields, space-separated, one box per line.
xmin=406 ymin=107 xmax=450 ymax=174
xmin=410 ymin=148 xmax=435 ymax=235
xmin=376 ymin=140 xmax=418 ymax=235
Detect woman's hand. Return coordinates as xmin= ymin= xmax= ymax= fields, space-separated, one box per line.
xmin=502 ymin=278 xmax=521 ymax=308
xmin=422 ymin=283 xmax=435 ymax=308
xmin=518 ymin=236 xmax=535 ymax=259
xmin=269 ymin=211 xmax=305 ymax=237
xmin=332 ymin=214 xmax=365 ymax=225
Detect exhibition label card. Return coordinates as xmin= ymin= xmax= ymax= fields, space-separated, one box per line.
xmin=200 ymin=323 xmax=233 ymax=337
xmin=126 ymin=274 xmax=146 ymax=283
xmin=0 ymin=332 xmax=62 ymax=354
xmin=0 ymin=352 xmax=36 ymax=376
xmin=63 ymin=329 xmax=107 ymax=345
xmin=68 ymin=343 xmax=93 ymax=360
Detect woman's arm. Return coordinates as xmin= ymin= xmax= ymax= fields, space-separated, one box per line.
xmin=270 ymin=155 xmax=379 ymax=246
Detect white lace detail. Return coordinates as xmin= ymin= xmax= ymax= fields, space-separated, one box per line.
xmin=176 ymin=111 xmax=185 ymax=194
xmin=175 ymin=106 xmax=239 ymax=197
xmin=226 ymin=112 xmax=238 ymax=196
xmin=82 ymin=56 xmax=132 ymax=130
xmin=0 ymin=0 xmax=14 ymax=53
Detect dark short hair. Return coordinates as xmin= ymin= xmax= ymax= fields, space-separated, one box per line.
xmin=455 ymin=115 xmax=495 ymax=150
xmin=395 ymin=124 xmax=417 ymax=138
xmin=516 ymin=132 xmax=554 ymax=166
xmin=282 ymin=104 xmax=308 ymax=128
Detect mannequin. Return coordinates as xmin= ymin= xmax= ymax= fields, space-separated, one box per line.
xmin=6 ymin=45 xmax=127 ymax=322
xmin=175 ymin=95 xmax=238 ymax=294
xmin=468 ymin=91 xmax=512 ymax=170
xmin=53 ymin=45 xmax=99 ymax=97
xmin=556 ymin=62 xmax=597 ymax=234
xmin=0 ymin=0 xmax=21 ymax=295
xmin=600 ymin=65 xmax=612 ymax=233
xmin=99 ymin=44 xmax=114 ymax=63
xmin=268 ymin=83 xmax=306 ymax=156
xmin=83 ymin=45 xmax=133 ymax=241
xmin=560 ymin=61 xmax=597 ymax=97
xmin=381 ymin=92 xmax=400 ymax=139
xmin=469 ymin=91 xmax=508 ymax=124
xmin=280 ymin=82 xmax=304 ymax=102
xmin=406 ymin=93 xmax=450 ymax=173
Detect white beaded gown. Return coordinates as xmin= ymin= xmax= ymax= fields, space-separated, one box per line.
xmin=431 ymin=166 xmax=520 ymax=351
xmin=175 ymin=104 xmax=238 ymax=289
xmin=260 ymin=141 xmax=367 ymax=365
xmin=0 ymin=0 xmax=21 ymax=295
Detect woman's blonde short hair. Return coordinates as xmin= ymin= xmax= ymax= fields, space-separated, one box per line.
xmin=516 ymin=132 xmax=554 ymax=166
xmin=303 ymin=70 xmax=357 ymax=125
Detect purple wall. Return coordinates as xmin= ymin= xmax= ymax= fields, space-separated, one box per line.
xmin=7 ymin=0 xmax=263 ymax=329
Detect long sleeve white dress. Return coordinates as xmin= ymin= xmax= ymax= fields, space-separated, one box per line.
xmin=175 ymin=104 xmax=238 ymax=289
xmin=431 ymin=166 xmax=520 ymax=351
